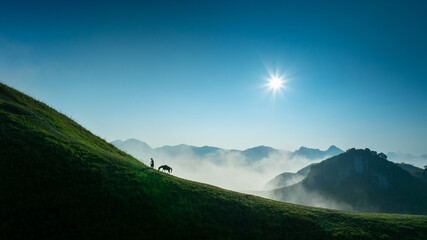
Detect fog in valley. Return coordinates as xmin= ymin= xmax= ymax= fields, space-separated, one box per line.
xmin=154 ymin=150 xmax=316 ymax=192
xmin=111 ymin=139 xmax=427 ymax=211
xmin=111 ymin=139 xmax=331 ymax=192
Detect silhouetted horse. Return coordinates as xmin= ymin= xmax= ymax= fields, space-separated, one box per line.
xmin=158 ymin=165 xmax=172 ymax=174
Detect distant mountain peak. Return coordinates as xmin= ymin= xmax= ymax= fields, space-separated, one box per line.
xmin=110 ymin=139 xmax=123 ymax=145
xmin=292 ymin=145 xmax=343 ymax=160
xmin=327 ymin=145 xmax=340 ymax=151
xmin=245 ymin=145 xmax=275 ymax=151
xmin=124 ymin=138 xmax=143 ymax=143
xmin=242 ymin=146 xmax=278 ymax=163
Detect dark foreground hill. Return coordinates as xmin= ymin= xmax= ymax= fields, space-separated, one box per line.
xmin=272 ymin=149 xmax=427 ymax=215
xmin=1 ymin=83 xmax=427 ymax=240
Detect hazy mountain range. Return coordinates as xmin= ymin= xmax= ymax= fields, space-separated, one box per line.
xmin=112 ymin=139 xmax=426 ymax=168
xmin=111 ymin=139 xmax=348 ymax=191
xmin=111 ymin=138 xmax=344 ymax=165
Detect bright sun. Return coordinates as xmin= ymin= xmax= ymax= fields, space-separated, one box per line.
xmin=268 ymin=76 xmax=284 ymax=90
xmin=262 ymin=66 xmax=287 ymax=97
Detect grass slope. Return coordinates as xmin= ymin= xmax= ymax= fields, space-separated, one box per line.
xmin=0 ymin=82 xmax=426 ymax=240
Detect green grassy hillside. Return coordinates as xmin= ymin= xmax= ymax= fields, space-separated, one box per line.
xmin=1 ymin=82 xmax=426 ymax=240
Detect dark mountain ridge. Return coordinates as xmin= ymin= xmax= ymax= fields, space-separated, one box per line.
xmin=264 ymin=164 xmax=317 ymax=190
xmin=272 ymin=149 xmax=427 ymax=214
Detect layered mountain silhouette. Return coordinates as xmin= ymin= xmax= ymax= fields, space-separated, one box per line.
xmin=112 ymin=138 xmax=343 ymax=164
xmin=291 ymin=145 xmax=343 ymax=160
xmin=270 ymin=148 xmax=427 ymax=214
xmin=264 ymin=164 xmax=316 ymax=190
xmin=264 ymin=172 xmax=305 ymax=190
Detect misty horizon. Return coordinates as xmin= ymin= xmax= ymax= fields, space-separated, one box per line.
xmin=111 ymin=137 xmax=342 ymax=152
xmin=112 ymin=137 xmax=427 ymax=167
xmin=111 ymin=137 xmax=426 ymax=195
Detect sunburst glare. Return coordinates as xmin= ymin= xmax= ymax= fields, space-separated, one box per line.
xmin=263 ymin=67 xmax=287 ymax=97
xmin=268 ymin=75 xmax=284 ymax=91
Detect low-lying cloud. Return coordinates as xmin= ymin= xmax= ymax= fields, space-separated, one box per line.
xmin=265 ymin=184 xmax=355 ymax=211
xmin=113 ymin=140 xmax=325 ymax=192
xmin=113 ymin=140 xmax=427 ymax=212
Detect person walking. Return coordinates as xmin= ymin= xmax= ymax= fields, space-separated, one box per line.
xmin=150 ymin=158 xmax=154 ymax=168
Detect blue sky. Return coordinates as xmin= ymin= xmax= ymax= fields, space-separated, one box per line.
xmin=1 ymin=0 xmax=427 ymax=154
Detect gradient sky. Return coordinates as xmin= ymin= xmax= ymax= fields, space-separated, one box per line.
xmin=1 ymin=0 xmax=427 ymax=154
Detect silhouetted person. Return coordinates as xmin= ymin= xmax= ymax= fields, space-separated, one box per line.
xmin=150 ymin=158 xmax=154 ymax=168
